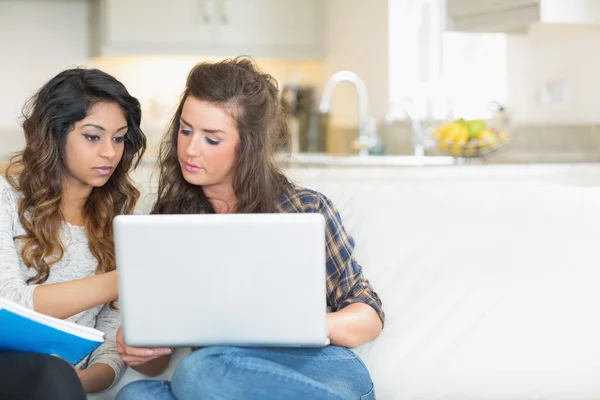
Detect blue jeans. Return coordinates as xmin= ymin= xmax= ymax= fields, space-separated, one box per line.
xmin=116 ymin=345 xmax=376 ymax=400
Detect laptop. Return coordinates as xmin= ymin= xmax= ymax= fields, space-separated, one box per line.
xmin=113 ymin=213 xmax=329 ymax=348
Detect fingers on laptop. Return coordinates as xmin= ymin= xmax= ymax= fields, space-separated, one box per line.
xmin=119 ymin=348 xmax=173 ymax=366
xmin=117 ymin=344 xmax=173 ymax=366
xmin=116 ymin=328 xmax=173 ymax=366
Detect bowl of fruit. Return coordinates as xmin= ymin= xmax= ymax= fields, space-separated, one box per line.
xmin=431 ymin=119 xmax=509 ymax=158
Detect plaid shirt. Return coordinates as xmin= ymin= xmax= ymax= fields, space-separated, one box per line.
xmin=275 ymin=184 xmax=385 ymax=325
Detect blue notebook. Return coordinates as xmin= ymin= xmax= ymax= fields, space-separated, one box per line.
xmin=0 ymin=297 xmax=104 ymax=365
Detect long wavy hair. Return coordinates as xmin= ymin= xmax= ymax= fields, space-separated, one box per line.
xmin=152 ymin=57 xmax=290 ymax=214
xmin=5 ymin=68 xmax=146 ymax=286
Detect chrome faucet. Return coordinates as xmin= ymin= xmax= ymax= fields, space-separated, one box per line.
xmin=319 ymin=71 xmax=376 ymax=156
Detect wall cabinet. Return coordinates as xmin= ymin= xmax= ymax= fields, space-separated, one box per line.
xmin=91 ymin=0 xmax=324 ymax=58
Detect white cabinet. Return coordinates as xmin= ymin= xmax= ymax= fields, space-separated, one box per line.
xmin=447 ymin=0 xmax=600 ymax=33
xmin=100 ymin=0 xmax=216 ymax=48
xmin=540 ymin=0 xmax=600 ymax=24
xmin=91 ymin=0 xmax=324 ymax=58
xmin=217 ymin=0 xmax=322 ymax=56
xmin=447 ymin=0 xmax=540 ymax=33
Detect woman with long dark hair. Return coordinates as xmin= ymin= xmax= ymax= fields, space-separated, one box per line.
xmin=0 ymin=67 xmax=146 ymax=397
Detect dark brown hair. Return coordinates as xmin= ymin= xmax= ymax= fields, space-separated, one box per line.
xmin=5 ymin=68 xmax=146 ymax=286
xmin=152 ymin=57 xmax=290 ymax=215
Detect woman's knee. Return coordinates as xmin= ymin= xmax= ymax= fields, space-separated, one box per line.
xmin=116 ymin=381 xmax=146 ymax=400
xmin=171 ymin=347 xmax=239 ymax=395
xmin=116 ymin=379 xmax=173 ymax=400
xmin=172 ymin=346 xmax=230 ymax=380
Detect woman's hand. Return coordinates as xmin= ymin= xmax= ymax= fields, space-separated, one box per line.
xmin=116 ymin=327 xmax=172 ymax=367
xmin=116 ymin=327 xmax=173 ymax=376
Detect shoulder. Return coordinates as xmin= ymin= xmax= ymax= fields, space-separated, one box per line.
xmin=0 ymin=175 xmax=20 ymax=209
xmin=277 ymin=183 xmax=335 ymax=214
xmin=0 ymin=175 xmax=11 ymax=192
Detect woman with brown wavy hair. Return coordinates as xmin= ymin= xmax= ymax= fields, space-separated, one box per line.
xmin=116 ymin=57 xmax=384 ymax=400
xmin=0 ymin=67 xmax=146 ymax=397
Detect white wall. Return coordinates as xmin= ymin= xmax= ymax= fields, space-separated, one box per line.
xmin=322 ymin=0 xmax=389 ymax=128
xmin=506 ymin=23 xmax=600 ymax=124
xmin=0 ymin=0 xmax=89 ymax=130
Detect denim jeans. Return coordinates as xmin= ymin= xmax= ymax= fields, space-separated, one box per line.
xmin=116 ymin=345 xmax=376 ymax=400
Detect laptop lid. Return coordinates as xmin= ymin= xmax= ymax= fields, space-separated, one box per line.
xmin=114 ymin=213 xmax=328 ymax=347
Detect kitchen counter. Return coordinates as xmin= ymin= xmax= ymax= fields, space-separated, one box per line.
xmin=137 ymin=151 xmax=600 ymax=169
xmin=278 ymin=153 xmax=457 ymax=167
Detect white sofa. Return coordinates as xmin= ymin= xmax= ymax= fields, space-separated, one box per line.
xmin=92 ymin=164 xmax=600 ymax=400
